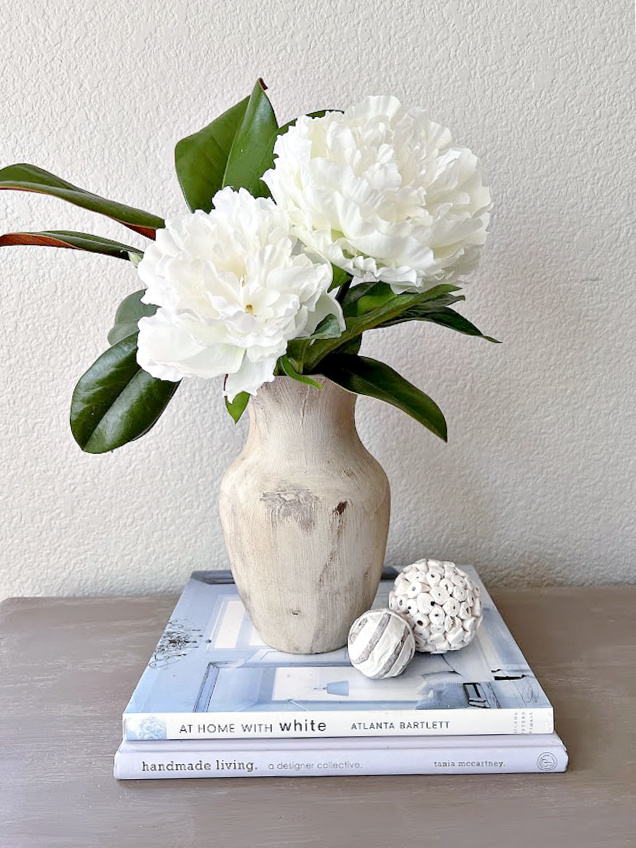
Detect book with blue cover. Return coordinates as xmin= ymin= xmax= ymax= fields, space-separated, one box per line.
xmin=122 ymin=567 xmax=554 ymax=741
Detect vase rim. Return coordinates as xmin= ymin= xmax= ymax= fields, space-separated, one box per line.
xmin=247 ymin=374 xmax=357 ymax=417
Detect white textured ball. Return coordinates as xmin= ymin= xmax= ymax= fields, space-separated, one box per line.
xmin=348 ymin=609 xmax=416 ymax=679
xmin=389 ymin=560 xmax=483 ymax=653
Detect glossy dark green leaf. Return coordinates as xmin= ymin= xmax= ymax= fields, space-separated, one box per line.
xmin=334 ymin=335 xmax=362 ymax=356
xmin=320 ymin=354 xmax=447 ymax=441
xmin=340 ymin=281 xmax=378 ymax=315
xmin=308 ymin=314 xmax=343 ymax=340
xmin=225 ymin=391 xmax=250 ymax=423
xmin=175 ymin=96 xmax=250 ymax=212
xmin=285 ymin=338 xmax=310 ymax=368
xmin=304 ymin=283 xmax=461 ymax=371
xmin=107 ymin=290 xmax=157 ymax=345
xmin=0 ymin=164 xmax=164 ymax=238
xmin=372 ymin=296 xmax=467 ymax=327
xmin=343 ymin=282 xmax=461 ymax=318
xmin=0 ymin=230 xmax=143 ymax=261
xmin=390 ymin=307 xmax=500 ymax=342
xmin=330 ymin=264 xmax=352 ymax=294
xmin=70 ymin=335 xmax=179 ymax=453
xmin=222 ymin=80 xmax=278 ymax=197
xmin=331 ymin=265 xmax=352 ymax=287
xmin=279 ymin=355 xmax=323 ymax=390
xmin=344 ymin=282 xmax=396 ymax=315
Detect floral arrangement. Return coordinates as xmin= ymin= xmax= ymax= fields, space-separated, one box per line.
xmin=0 ymin=80 xmax=494 ymax=453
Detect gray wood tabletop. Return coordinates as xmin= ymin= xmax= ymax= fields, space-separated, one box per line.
xmin=1 ymin=585 xmax=634 ymax=848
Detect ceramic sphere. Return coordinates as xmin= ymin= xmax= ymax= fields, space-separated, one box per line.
xmin=388 ymin=559 xmax=483 ymax=653
xmin=348 ymin=608 xmax=415 ymax=679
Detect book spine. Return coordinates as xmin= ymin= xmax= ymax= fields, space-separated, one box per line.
xmin=123 ymin=707 xmax=553 ymax=741
xmin=114 ymin=740 xmax=568 ymax=779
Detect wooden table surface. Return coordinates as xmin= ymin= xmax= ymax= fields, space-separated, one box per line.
xmin=1 ymin=585 xmax=634 ymax=848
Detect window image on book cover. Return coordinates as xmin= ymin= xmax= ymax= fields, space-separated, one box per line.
xmin=123 ymin=568 xmax=554 ymax=741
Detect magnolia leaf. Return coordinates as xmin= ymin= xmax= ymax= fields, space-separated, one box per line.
xmin=343 ymin=282 xmax=461 ymax=318
xmin=344 ymin=282 xmax=396 ymax=315
xmin=308 ymin=314 xmax=343 ymax=340
xmin=175 ymin=95 xmax=250 ymax=212
xmin=340 ymin=281 xmax=378 ymax=314
xmin=391 ymin=307 xmax=500 ymax=342
xmin=0 ymin=164 xmax=164 ymax=238
xmin=0 ymin=230 xmax=142 ymax=261
xmin=279 ymin=355 xmax=323 ymax=390
xmin=334 ymin=269 xmax=353 ymax=303
xmin=320 ymin=354 xmax=447 ymax=441
xmin=70 ymin=335 xmax=179 ymax=453
xmin=304 ymin=283 xmax=461 ymax=372
xmin=343 ymin=283 xmax=461 ymax=333
xmin=331 ymin=265 xmax=352 ymax=292
xmin=285 ymin=338 xmax=310 ymax=368
xmin=222 ymin=79 xmax=278 ymax=198
xmin=225 ymin=391 xmax=250 ymax=423
xmin=107 ymin=290 xmax=157 ymax=345
xmin=334 ymin=335 xmax=362 ymax=356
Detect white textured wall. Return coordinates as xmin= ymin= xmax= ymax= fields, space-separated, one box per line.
xmin=1 ymin=0 xmax=634 ymax=600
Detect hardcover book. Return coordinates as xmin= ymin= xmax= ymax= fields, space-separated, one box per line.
xmin=114 ymin=733 xmax=568 ymax=779
xmin=123 ymin=568 xmax=554 ymax=741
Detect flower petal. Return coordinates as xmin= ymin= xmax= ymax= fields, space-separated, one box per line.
xmin=136 ymin=188 xmax=336 ymax=397
xmin=264 ymin=97 xmax=491 ymax=290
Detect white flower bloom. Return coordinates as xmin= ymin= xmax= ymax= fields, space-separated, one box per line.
xmin=263 ymin=96 xmax=491 ymax=293
xmin=136 ymin=188 xmax=343 ymax=400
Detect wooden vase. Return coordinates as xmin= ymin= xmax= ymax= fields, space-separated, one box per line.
xmin=219 ymin=376 xmax=391 ymax=654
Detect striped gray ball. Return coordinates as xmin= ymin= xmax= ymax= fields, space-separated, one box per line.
xmin=348 ymin=609 xmax=415 ymax=679
xmin=388 ymin=559 xmax=483 ymax=654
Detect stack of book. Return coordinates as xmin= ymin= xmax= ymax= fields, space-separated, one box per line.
xmin=114 ymin=567 xmax=568 ymax=779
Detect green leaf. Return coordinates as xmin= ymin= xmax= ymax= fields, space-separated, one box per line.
xmin=285 ymin=338 xmax=311 ymax=368
xmin=222 ymin=79 xmax=278 ymax=197
xmin=335 ymin=335 xmax=362 ymax=356
xmin=371 ymin=296 xmax=466 ymax=327
xmin=388 ymin=307 xmax=500 ymax=342
xmin=279 ymin=355 xmax=323 ymax=390
xmin=330 ymin=264 xmax=353 ymax=295
xmin=0 ymin=164 xmax=164 ymax=238
xmin=344 ymin=282 xmax=396 ymax=315
xmin=70 ymin=335 xmax=179 ymax=453
xmin=308 ymin=314 xmax=344 ymax=340
xmin=343 ymin=282 xmax=461 ymax=318
xmin=175 ymin=95 xmax=250 ymax=213
xmin=225 ymin=391 xmax=250 ymax=423
xmin=304 ymin=283 xmax=461 ymax=372
xmin=0 ymin=230 xmax=143 ymax=261
xmin=107 ymin=290 xmax=157 ymax=345
xmin=320 ymin=354 xmax=447 ymax=441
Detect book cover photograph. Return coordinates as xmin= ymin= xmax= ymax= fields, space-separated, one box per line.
xmin=123 ymin=568 xmax=554 ymax=741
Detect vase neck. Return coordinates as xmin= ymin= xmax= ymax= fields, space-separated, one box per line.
xmin=245 ymin=376 xmax=358 ymax=454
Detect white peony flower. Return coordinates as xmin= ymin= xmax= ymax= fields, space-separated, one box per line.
xmin=136 ymin=188 xmax=343 ymax=400
xmin=263 ymin=96 xmax=491 ymax=293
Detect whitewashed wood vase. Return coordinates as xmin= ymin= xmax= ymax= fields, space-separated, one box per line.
xmin=219 ymin=376 xmax=391 ymax=655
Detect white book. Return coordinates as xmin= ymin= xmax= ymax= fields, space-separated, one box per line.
xmin=123 ymin=569 xmax=554 ymax=741
xmin=114 ymin=733 xmax=568 ymax=779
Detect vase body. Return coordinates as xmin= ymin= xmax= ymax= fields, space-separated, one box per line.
xmin=219 ymin=376 xmax=391 ymax=654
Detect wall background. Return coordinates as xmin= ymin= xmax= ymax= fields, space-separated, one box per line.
xmin=1 ymin=0 xmax=634 ymax=600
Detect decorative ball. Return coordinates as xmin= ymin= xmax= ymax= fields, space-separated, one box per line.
xmin=388 ymin=559 xmax=483 ymax=654
xmin=348 ymin=609 xmax=416 ymax=679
